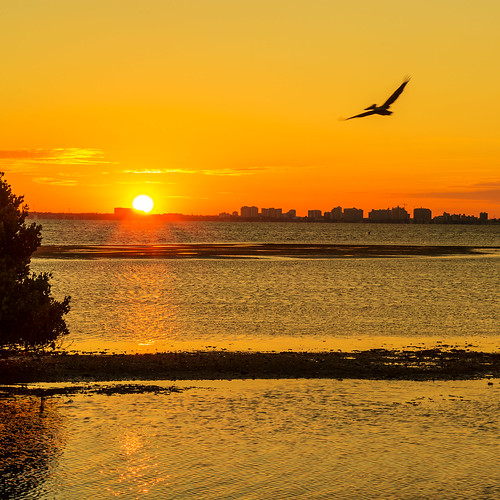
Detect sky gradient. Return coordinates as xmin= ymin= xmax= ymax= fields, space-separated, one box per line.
xmin=2 ymin=1 xmax=499 ymax=216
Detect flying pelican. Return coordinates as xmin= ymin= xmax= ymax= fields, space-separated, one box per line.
xmin=345 ymin=78 xmax=410 ymax=120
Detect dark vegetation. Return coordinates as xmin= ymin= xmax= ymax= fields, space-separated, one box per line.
xmin=0 ymin=172 xmax=70 ymax=351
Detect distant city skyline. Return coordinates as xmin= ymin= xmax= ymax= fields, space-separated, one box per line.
xmin=29 ymin=203 xmax=496 ymax=224
xmin=230 ymin=204 xmax=492 ymax=223
xmin=31 ymin=200 xmax=494 ymax=218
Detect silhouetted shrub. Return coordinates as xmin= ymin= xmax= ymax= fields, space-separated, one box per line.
xmin=0 ymin=172 xmax=70 ymax=350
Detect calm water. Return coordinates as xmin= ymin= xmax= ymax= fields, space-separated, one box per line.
xmin=5 ymin=221 xmax=500 ymax=499
xmin=36 ymin=218 xmax=500 ymax=247
xmin=31 ymin=220 xmax=500 ymax=352
xmin=1 ymin=379 xmax=499 ymax=499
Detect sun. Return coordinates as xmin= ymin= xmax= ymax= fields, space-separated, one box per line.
xmin=132 ymin=195 xmax=154 ymax=213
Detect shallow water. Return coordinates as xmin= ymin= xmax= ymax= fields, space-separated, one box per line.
xmin=36 ymin=219 xmax=500 ymax=247
xmin=1 ymin=379 xmax=499 ymax=499
xmin=30 ymin=220 xmax=500 ymax=353
xmin=32 ymin=253 xmax=500 ymax=353
xmin=13 ymin=221 xmax=500 ymax=500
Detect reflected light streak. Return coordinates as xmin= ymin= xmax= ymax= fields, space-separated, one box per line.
xmin=122 ymin=433 xmax=142 ymax=457
xmin=102 ymin=431 xmax=167 ymax=497
xmin=108 ymin=217 xmax=171 ymax=246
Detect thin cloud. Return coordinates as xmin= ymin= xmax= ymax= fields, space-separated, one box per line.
xmin=33 ymin=177 xmax=78 ymax=186
xmin=201 ymin=169 xmax=253 ymax=177
xmin=411 ymin=181 xmax=500 ymax=203
xmin=163 ymin=194 xmax=196 ymax=199
xmin=0 ymin=148 xmax=113 ymax=166
xmin=123 ymin=169 xmax=198 ymax=175
xmin=123 ymin=165 xmax=300 ymax=176
xmin=201 ymin=165 xmax=296 ymax=176
xmin=472 ymin=180 xmax=500 ymax=188
xmin=115 ymin=180 xmax=167 ymax=185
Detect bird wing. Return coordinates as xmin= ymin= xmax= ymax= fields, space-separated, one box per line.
xmin=345 ymin=110 xmax=377 ymax=120
xmin=382 ymin=78 xmax=410 ymax=108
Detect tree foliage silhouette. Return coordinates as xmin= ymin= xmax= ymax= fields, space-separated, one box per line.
xmin=0 ymin=172 xmax=70 ymax=350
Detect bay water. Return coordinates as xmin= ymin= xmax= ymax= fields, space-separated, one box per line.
xmin=2 ymin=379 xmax=499 ymax=499
xmin=3 ymin=220 xmax=499 ymax=499
xmin=32 ymin=220 xmax=500 ymax=353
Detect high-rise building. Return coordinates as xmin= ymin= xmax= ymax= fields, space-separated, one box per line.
xmin=413 ymin=207 xmax=432 ymax=223
xmin=368 ymin=208 xmax=391 ymax=222
xmin=369 ymin=206 xmax=409 ymax=223
xmin=391 ymin=206 xmax=410 ymax=222
xmin=261 ymin=208 xmax=283 ymax=218
xmin=343 ymin=207 xmax=364 ymax=222
xmin=307 ymin=210 xmax=323 ymax=219
xmin=330 ymin=206 xmax=343 ymax=221
xmin=240 ymin=206 xmax=259 ymax=218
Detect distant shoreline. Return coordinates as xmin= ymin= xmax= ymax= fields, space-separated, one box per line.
xmin=1 ymin=349 xmax=499 ymax=384
xmin=33 ymin=243 xmax=498 ymax=260
xmin=27 ymin=213 xmax=500 ymax=224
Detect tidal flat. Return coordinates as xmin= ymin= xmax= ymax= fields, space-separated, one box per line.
xmin=33 ymin=242 xmax=494 ymax=260
xmin=1 ymin=348 xmax=499 ymax=385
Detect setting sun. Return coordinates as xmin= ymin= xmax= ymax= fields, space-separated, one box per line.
xmin=132 ymin=195 xmax=154 ymax=213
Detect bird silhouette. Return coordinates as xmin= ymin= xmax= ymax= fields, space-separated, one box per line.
xmin=345 ymin=78 xmax=410 ymax=120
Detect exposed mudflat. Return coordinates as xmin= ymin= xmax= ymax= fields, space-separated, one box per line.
xmin=33 ymin=243 xmax=495 ymax=260
xmin=0 ymin=382 xmax=183 ymax=397
xmin=1 ymin=349 xmax=499 ymax=384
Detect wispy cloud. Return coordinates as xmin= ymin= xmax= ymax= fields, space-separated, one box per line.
xmin=201 ymin=168 xmax=254 ymax=177
xmin=123 ymin=165 xmax=293 ymax=177
xmin=33 ymin=177 xmax=78 ymax=186
xmin=163 ymin=194 xmax=196 ymax=199
xmin=115 ymin=180 xmax=167 ymax=185
xmin=411 ymin=180 xmax=500 ymax=203
xmin=123 ymin=169 xmax=197 ymax=175
xmin=0 ymin=148 xmax=113 ymax=167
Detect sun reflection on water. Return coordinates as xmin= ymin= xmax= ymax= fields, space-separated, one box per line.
xmin=2 ymin=380 xmax=500 ymax=498
xmin=122 ymin=433 xmax=142 ymax=457
xmin=101 ymin=429 xmax=168 ymax=497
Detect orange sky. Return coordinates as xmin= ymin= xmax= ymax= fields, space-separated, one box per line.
xmin=1 ymin=1 xmax=499 ymax=217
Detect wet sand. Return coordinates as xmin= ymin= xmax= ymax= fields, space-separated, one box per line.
xmin=1 ymin=349 xmax=499 ymax=384
xmin=33 ymin=243 xmax=496 ymax=259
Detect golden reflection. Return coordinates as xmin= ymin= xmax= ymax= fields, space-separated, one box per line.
xmin=0 ymin=396 xmax=64 ymax=498
xmin=115 ymin=263 xmax=179 ymax=349
xmin=112 ymin=214 xmax=166 ymax=244
xmin=54 ymin=246 xmax=181 ymax=352
xmin=122 ymin=432 xmax=143 ymax=457
xmin=104 ymin=430 xmax=167 ymax=497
